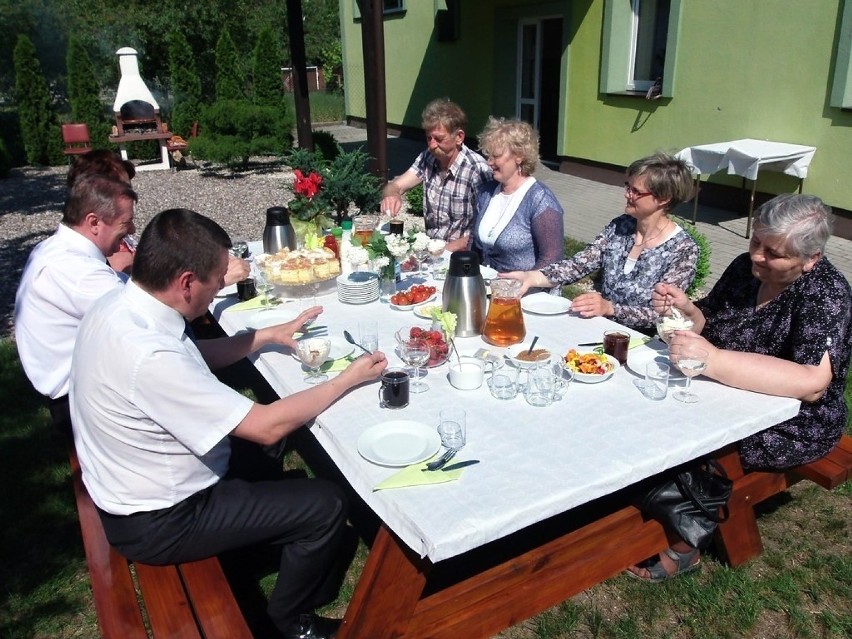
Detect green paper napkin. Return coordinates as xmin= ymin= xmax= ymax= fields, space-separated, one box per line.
xmin=373 ymin=458 xmax=466 ymax=491
xmin=629 ymin=336 xmax=651 ymax=349
xmin=225 ymin=296 xmax=281 ymax=312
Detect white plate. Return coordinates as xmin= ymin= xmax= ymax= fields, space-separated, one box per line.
xmin=506 ymin=342 xmax=555 ymax=368
xmin=413 ymin=303 xmax=442 ymax=319
xmin=357 ymin=420 xmax=442 ymax=467
xmin=480 ymin=265 xmax=498 ymax=280
xmin=521 ymin=292 xmax=571 ymax=315
xmin=625 ymin=347 xmax=686 ymax=380
xmin=390 ymin=291 xmax=437 ymax=311
xmin=563 ymin=352 xmax=619 ymax=383
xmin=245 ymin=308 xmax=301 ymax=329
xmin=215 ymin=283 xmax=237 ymax=298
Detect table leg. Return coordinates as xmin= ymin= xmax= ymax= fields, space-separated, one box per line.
xmin=337 ymin=524 xmax=430 ymax=639
xmin=746 ymin=179 xmax=758 ymax=239
xmin=713 ymin=445 xmax=764 ymax=566
xmin=691 ymin=176 xmax=700 ymax=225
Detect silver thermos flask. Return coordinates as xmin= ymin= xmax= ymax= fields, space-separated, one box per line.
xmin=262 ymin=207 xmax=297 ymax=254
xmin=442 ymin=251 xmax=487 ymax=337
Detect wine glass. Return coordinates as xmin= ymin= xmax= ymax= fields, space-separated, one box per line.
xmin=297 ymin=337 xmax=331 ymax=384
xmin=415 ymin=248 xmax=430 ymax=276
xmin=254 ymin=270 xmax=275 ymax=310
xmin=401 ymin=338 xmax=430 ymax=393
xmin=230 ymin=240 xmax=249 ymax=259
xmin=671 ymin=345 xmax=708 ymax=403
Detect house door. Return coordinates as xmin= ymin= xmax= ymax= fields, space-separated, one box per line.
xmin=516 ymin=17 xmax=563 ymax=163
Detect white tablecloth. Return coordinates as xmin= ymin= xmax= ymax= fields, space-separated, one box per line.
xmin=675 ymin=138 xmax=816 ymax=181
xmin=212 ymin=266 xmax=800 ymax=563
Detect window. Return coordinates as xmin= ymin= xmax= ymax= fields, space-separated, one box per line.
xmin=600 ymin=0 xmax=682 ymax=97
xmin=830 ymin=0 xmax=852 ymax=109
xmin=353 ymin=0 xmax=405 ymax=19
xmin=628 ymin=0 xmax=670 ymax=91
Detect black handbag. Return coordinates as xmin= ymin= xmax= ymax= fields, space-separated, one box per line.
xmin=635 ymin=460 xmax=733 ymax=549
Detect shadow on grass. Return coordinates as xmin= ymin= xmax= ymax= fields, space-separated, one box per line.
xmin=0 ymin=340 xmax=92 ymax=639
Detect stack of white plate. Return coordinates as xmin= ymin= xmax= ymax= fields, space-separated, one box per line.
xmin=337 ymin=272 xmax=380 ymax=304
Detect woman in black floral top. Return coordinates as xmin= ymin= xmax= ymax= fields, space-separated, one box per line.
xmin=502 ymin=152 xmax=698 ymax=333
xmin=630 ymin=193 xmax=852 ymax=583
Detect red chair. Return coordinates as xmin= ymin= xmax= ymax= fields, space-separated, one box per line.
xmin=61 ymin=123 xmax=92 ymax=159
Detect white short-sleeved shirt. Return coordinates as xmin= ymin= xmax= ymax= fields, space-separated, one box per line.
xmin=15 ymin=223 xmax=127 ymax=398
xmin=70 ymin=281 xmax=254 ymax=515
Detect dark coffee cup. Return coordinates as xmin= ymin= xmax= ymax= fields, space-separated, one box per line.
xmin=378 ymin=368 xmax=409 ymax=409
xmin=237 ymin=278 xmax=257 ymax=301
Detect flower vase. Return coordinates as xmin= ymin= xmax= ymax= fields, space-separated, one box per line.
xmin=379 ymin=260 xmax=397 ymax=302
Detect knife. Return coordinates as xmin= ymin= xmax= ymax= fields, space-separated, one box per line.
xmin=441 ymin=460 xmax=480 ymax=472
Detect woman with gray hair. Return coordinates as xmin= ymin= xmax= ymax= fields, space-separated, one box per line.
xmin=503 ymin=151 xmax=698 ymax=331
xmin=633 ymin=193 xmax=852 ymax=582
xmin=469 ymin=117 xmax=564 ymax=274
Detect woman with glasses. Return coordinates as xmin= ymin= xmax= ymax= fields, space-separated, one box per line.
xmin=501 ymin=152 xmax=698 ymax=333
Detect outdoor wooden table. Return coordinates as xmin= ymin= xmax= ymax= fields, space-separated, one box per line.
xmin=211 ymin=260 xmax=800 ymax=639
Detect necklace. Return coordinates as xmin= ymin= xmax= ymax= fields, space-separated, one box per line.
xmin=634 ymin=220 xmax=670 ymax=247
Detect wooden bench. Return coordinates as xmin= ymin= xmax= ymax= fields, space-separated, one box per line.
xmin=68 ymin=445 xmax=254 ymax=638
xmin=715 ymin=434 xmax=852 ymax=566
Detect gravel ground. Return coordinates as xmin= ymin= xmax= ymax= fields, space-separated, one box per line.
xmin=0 ymin=161 xmax=422 ymax=338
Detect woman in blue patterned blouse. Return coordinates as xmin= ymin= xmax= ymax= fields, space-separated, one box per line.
xmin=502 ymin=152 xmax=698 ymax=333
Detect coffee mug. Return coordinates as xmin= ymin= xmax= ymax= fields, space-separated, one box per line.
xmin=448 ymin=357 xmax=485 ymax=390
xmin=378 ymin=367 xmax=409 ymax=409
xmin=236 ymin=278 xmax=257 ymax=301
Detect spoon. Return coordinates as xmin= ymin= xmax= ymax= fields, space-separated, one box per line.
xmin=526 ymin=335 xmax=540 ymax=355
xmin=343 ymin=330 xmax=372 ymax=355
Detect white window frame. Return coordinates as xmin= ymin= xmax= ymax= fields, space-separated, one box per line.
xmin=516 ymin=19 xmax=543 ymax=129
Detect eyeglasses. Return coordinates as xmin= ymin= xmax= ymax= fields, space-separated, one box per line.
xmin=624 ymin=182 xmax=654 ymax=200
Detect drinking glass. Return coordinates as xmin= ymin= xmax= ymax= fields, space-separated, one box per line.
xmin=230 ymin=240 xmax=249 ymax=259
xmin=642 ymin=361 xmax=670 ymax=401
xmin=359 ymin=320 xmax=379 ymax=353
xmin=438 ymin=407 xmax=466 ymax=450
xmin=297 ymin=337 xmax=331 ymax=384
xmin=401 ymin=338 xmax=430 ymax=393
xmin=671 ymin=345 xmax=708 ymax=403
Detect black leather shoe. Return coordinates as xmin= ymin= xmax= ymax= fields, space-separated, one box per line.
xmin=281 ymin=614 xmax=341 ymax=639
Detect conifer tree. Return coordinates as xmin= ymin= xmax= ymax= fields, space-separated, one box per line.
xmin=215 ymin=28 xmax=245 ymax=102
xmin=252 ymin=26 xmax=283 ymax=108
xmin=14 ymin=34 xmax=62 ymax=166
xmin=67 ymin=36 xmax=106 ymax=147
xmin=167 ymin=29 xmax=202 ymax=137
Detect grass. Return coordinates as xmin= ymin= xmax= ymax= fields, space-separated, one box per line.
xmin=1 ymin=321 xmax=849 ymax=637
xmin=284 ymin=91 xmax=345 ymax=124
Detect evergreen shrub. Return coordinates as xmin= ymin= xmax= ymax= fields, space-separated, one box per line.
xmin=0 ymin=138 xmax=12 ymax=177
xmin=191 ymin=99 xmax=293 ymax=168
xmin=14 ymin=35 xmax=63 ymax=166
xmin=673 ymin=216 xmax=711 ymax=296
xmin=405 ymin=183 xmax=424 ymax=216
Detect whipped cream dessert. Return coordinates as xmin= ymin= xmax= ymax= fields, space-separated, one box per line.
xmin=656 ymin=307 xmax=694 ymax=343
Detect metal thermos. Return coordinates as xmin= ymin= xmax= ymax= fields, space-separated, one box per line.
xmin=262 ymin=207 xmax=296 ymax=254
xmin=442 ymin=251 xmax=487 ymax=337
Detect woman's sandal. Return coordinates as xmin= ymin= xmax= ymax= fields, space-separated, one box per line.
xmin=626 ymin=546 xmax=701 ymax=583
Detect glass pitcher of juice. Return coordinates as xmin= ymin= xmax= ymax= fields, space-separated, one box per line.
xmin=482 ymin=278 xmax=526 ymax=346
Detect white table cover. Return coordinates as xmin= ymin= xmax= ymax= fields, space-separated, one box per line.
xmin=676 ymin=138 xmax=816 ymax=181
xmin=213 ymin=257 xmax=800 ymax=562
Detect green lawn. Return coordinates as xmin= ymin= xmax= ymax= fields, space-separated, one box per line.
xmin=0 ymin=329 xmax=848 ymax=638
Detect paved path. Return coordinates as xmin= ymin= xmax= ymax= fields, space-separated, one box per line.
xmin=323 ymin=123 xmax=852 ymax=291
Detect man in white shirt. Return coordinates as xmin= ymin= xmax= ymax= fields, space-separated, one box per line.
xmin=71 ymin=208 xmax=387 ymax=639
xmin=15 ymin=174 xmax=137 ymax=432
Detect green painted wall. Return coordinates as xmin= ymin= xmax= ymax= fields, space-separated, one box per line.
xmin=342 ymin=0 xmax=852 ymax=210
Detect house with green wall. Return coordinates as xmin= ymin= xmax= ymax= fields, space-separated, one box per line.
xmin=341 ymin=0 xmax=852 ymax=216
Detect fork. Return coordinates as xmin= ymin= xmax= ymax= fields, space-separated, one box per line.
xmin=422 ymin=448 xmax=457 ymax=472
